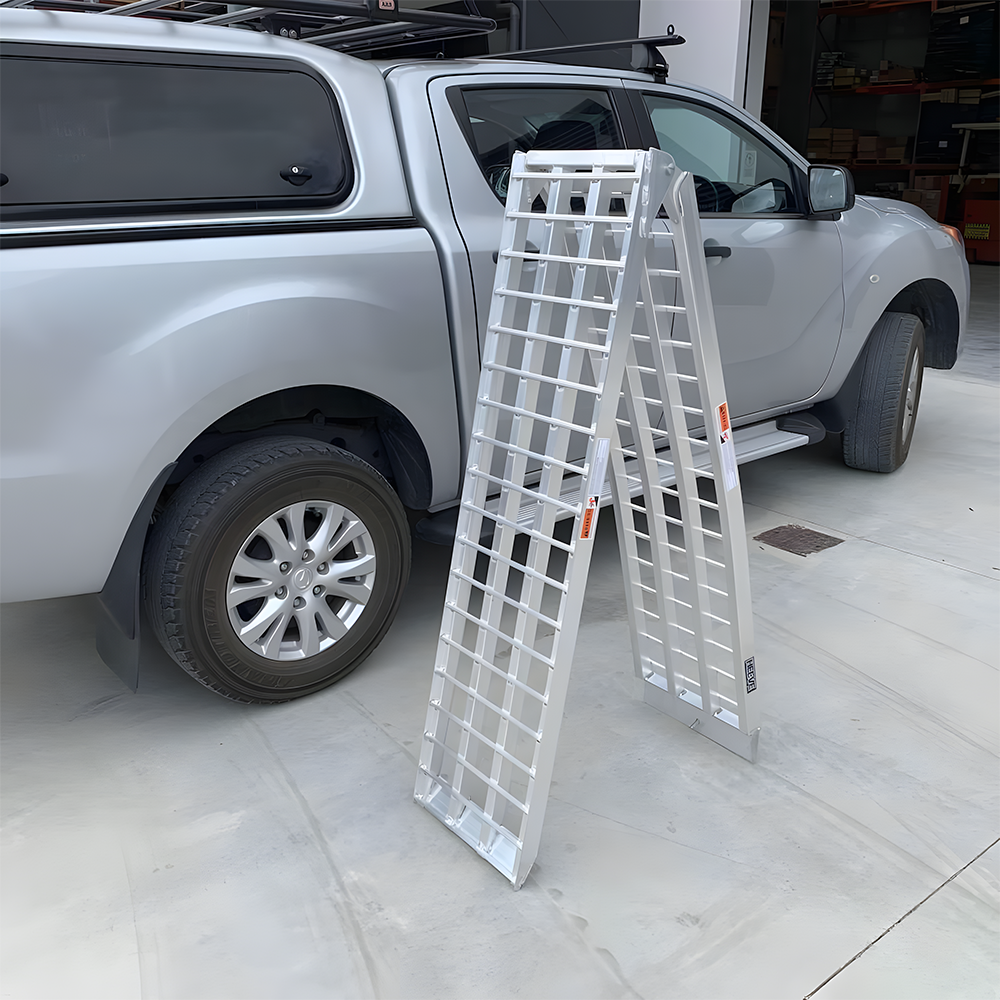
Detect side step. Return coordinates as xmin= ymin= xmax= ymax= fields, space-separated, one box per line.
xmin=415 ymin=422 xmax=808 ymax=544
xmin=541 ymin=420 xmax=809 ymax=520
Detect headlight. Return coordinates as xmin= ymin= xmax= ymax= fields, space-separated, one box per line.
xmin=941 ymin=224 xmax=965 ymax=249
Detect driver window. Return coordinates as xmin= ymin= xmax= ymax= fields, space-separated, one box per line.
xmin=458 ymin=87 xmax=625 ymax=202
xmin=642 ymin=94 xmax=798 ymax=215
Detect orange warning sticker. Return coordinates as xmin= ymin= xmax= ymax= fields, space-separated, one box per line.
xmin=580 ymin=496 xmax=599 ymax=539
xmin=718 ymin=401 xmax=730 ymax=434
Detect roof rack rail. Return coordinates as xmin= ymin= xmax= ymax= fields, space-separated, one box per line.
xmin=0 ymin=0 xmax=497 ymax=54
xmin=483 ymin=29 xmax=686 ymax=84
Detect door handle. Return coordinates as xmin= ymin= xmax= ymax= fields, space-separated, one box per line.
xmin=494 ymin=241 xmax=539 ymax=265
xmin=704 ymin=245 xmax=732 ymax=259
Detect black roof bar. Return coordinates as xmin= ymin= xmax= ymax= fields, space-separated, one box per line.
xmin=484 ymin=30 xmax=686 ymax=83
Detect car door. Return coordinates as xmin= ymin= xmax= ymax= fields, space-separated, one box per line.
xmin=625 ymin=85 xmax=845 ymax=420
xmin=427 ymin=74 xmax=639 ymax=361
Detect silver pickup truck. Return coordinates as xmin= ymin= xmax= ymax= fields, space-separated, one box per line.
xmin=0 ymin=4 xmax=969 ymax=703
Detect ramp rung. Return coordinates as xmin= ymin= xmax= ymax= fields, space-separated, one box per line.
xmin=423 ymin=719 xmax=535 ymax=782
xmin=477 ymin=398 xmax=596 ymax=436
xmin=460 ymin=501 xmax=574 ymax=555
xmin=481 ymin=361 xmax=603 ymax=396
xmin=438 ymin=637 xmax=550 ymax=703
xmin=467 ymin=469 xmax=581 ymax=515
xmin=496 ymin=289 xmax=618 ymax=313
xmin=502 ymin=249 xmax=628 ymax=270
xmin=452 ymin=539 xmax=569 ymax=591
xmin=432 ymin=675 xmax=541 ymax=740
xmin=489 ymin=325 xmax=610 ymax=352
xmin=506 ymin=210 xmax=629 ymax=223
xmin=451 ymin=570 xmax=561 ymax=631
xmin=445 ymin=604 xmax=557 ymax=670
xmin=471 ymin=432 xmax=588 ymax=477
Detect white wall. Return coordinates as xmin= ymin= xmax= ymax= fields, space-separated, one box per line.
xmin=639 ymin=0 xmax=769 ymax=117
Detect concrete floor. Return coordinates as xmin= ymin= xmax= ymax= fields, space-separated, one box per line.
xmin=2 ymin=267 xmax=997 ymax=1000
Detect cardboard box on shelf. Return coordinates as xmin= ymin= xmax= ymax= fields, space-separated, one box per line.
xmin=898 ymin=189 xmax=943 ymax=219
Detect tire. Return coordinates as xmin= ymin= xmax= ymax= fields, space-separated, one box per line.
xmin=143 ymin=436 xmax=410 ymax=703
xmin=843 ymin=312 xmax=925 ymax=473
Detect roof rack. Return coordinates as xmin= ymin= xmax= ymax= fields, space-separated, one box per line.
xmin=483 ymin=29 xmax=686 ymax=83
xmin=0 ymin=0 xmax=497 ymax=54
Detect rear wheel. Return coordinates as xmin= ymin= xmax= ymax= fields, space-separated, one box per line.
xmin=843 ymin=312 xmax=925 ymax=473
xmin=143 ymin=437 xmax=410 ymax=703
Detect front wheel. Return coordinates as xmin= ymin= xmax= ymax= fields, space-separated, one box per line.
xmin=143 ymin=437 xmax=410 ymax=703
xmin=843 ymin=312 xmax=925 ymax=473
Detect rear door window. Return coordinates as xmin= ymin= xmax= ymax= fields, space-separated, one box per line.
xmin=455 ymin=87 xmax=626 ymax=201
xmin=0 ymin=47 xmax=352 ymax=220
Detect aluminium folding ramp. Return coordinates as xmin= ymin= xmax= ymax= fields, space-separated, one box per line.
xmin=609 ymin=167 xmax=760 ymax=765
xmin=414 ymin=148 xmax=758 ymax=888
xmin=414 ymin=148 xmax=654 ymax=887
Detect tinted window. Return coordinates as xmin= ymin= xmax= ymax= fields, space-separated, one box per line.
xmin=642 ymin=94 xmax=798 ymax=214
xmin=0 ymin=52 xmax=351 ymax=219
xmin=458 ymin=87 xmax=625 ymax=201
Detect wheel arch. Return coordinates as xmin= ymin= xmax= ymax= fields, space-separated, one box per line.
xmin=884 ymin=277 xmax=961 ymax=370
xmin=166 ymin=384 xmax=433 ymax=512
xmin=97 ymin=383 xmax=432 ymax=689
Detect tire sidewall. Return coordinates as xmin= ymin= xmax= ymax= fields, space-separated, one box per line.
xmin=175 ymin=454 xmax=407 ymax=699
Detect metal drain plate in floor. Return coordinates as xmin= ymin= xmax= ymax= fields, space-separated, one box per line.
xmin=753 ymin=524 xmax=844 ymax=557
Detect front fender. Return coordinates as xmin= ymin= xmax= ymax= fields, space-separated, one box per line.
xmin=819 ymin=197 xmax=969 ymax=398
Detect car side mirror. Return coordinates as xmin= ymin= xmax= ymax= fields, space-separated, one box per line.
xmin=808 ymin=165 xmax=855 ymax=219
